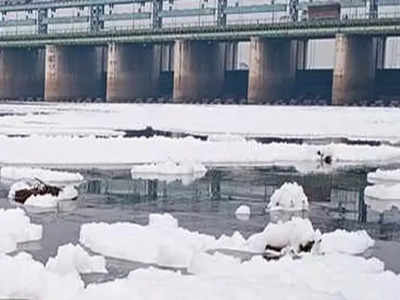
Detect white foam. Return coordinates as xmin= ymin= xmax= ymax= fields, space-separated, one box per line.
xmin=268 ymin=182 xmax=309 ymax=211
xmin=80 ymin=215 xmax=217 ymax=268
xmin=131 ymin=160 xmax=207 ymax=185
xmin=3 ymin=250 xmax=396 ymax=300
xmin=246 ymin=217 xmax=316 ymax=253
xmin=2 ymin=135 xmax=400 ymax=166
xmin=1 ymin=167 xmax=83 ymax=183
xmin=365 ymin=183 xmax=400 ymax=201
xmin=0 ymin=208 xmax=42 ymax=253
xmin=131 ymin=160 xmax=206 ymax=175
xmin=0 ymin=214 xmax=391 ymax=300
xmin=80 ymin=213 xmax=374 ymax=269
xmin=0 ymin=252 xmax=83 ymax=300
xmin=1 ymin=103 xmax=400 ymax=143
xmin=46 ymin=243 xmax=107 ymax=275
xmin=368 ymin=168 xmax=400 ymax=184
xmin=365 ymin=196 xmax=400 ymax=213
xmin=149 ymin=213 xmax=179 ymax=228
xmin=235 ymin=205 xmax=251 ymax=216
xmin=319 ymin=230 xmax=375 ymax=255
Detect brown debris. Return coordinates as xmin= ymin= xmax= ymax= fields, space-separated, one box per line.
xmin=263 ymin=240 xmax=315 ymax=261
xmin=14 ymin=178 xmax=62 ymax=204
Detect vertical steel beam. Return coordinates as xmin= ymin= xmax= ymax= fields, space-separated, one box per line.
xmin=289 ymin=0 xmax=299 ymax=22
xmin=152 ymin=0 xmax=163 ymax=29
xmin=217 ymin=0 xmax=227 ymax=26
xmin=90 ymin=5 xmax=105 ymax=32
xmin=369 ymin=0 xmax=378 ymax=19
xmin=37 ymin=8 xmax=48 ymax=34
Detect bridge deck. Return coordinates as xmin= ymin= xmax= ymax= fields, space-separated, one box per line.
xmin=1 ymin=18 xmax=400 ymax=47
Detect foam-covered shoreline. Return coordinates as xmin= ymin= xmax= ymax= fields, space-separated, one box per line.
xmin=1 ymin=135 xmax=400 ymax=167
xmin=1 ymin=103 xmax=400 ymax=143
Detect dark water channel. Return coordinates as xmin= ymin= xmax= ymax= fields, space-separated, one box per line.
xmin=1 ymin=166 xmax=399 ymax=283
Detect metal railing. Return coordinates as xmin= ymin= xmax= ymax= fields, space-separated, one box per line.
xmin=1 ymin=11 xmax=400 ymax=38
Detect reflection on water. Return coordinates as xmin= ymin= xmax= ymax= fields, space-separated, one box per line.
xmin=17 ymin=240 xmax=42 ymax=252
xmin=80 ymin=170 xmax=219 ymax=202
xmin=269 ymin=210 xmax=309 ymax=223
xmin=9 ymin=198 xmax=79 ymax=215
xmin=57 ymin=199 xmax=79 ymax=212
xmin=1 ymin=165 xmax=400 ymax=277
xmin=78 ymin=166 xmax=400 ymax=242
xmin=131 ymin=171 xmax=206 ymax=186
xmin=365 ymin=195 xmax=400 ymax=215
xmin=235 ymin=213 xmax=250 ymax=221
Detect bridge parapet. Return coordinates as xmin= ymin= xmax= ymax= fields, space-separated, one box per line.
xmin=0 ymin=16 xmax=399 ymax=47
xmin=0 ymin=0 xmax=396 ymax=36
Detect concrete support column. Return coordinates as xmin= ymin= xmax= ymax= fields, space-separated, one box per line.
xmin=173 ymin=40 xmax=225 ymax=102
xmin=248 ymin=37 xmax=295 ymax=104
xmin=332 ymin=34 xmax=375 ymax=105
xmin=0 ymin=48 xmax=44 ymax=99
xmin=106 ymin=43 xmax=160 ymax=102
xmin=44 ymin=45 xmax=105 ymax=101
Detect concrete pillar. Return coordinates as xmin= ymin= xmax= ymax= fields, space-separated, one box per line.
xmin=173 ymin=40 xmax=225 ymax=102
xmin=45 ymin=45 xmax=105 ymax=101
xmin=248 ymin=37 xmax=295 ymax=104
xmin=107 ymin=43 xmax=160 ymax=102
xmin=0 ymin=48 xmax=44 ymax=99
xmin=332 ymin=34 xmax=375 ymax=105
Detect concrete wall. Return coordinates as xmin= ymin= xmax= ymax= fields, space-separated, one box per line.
xmin=173 ymin=40 xmax=225 ymax=102
xmin=107 ymin=43 xmax=161 ymax=102
xmin=332 ymin=34 xmax=375 ymax=105
xmin=248 ymin=37 xmax=295 ymax=104
xmin=45 ymin=45 xmax=106 ymax=101
xmin=295 ymin=70 xmax=332 ymax=101
xmin=376 ymin=69 xmax=400 ymax=100
xmin=0 ymin=48 xmax=44 ymax=99
xmin=224 ymin=70 xmax=248 ymax=99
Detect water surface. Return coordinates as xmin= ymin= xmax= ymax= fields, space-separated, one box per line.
xmin=1 ymin=166 xmax=399 ymax=283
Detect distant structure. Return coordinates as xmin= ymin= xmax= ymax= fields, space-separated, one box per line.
xmin=0 ymin=0 xmax=397 ymax=105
